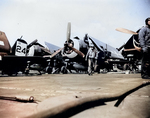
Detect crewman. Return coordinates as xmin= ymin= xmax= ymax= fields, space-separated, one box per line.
xmin=85 ymin=44 xmax=97 ymax=75
xmin=139 ymin=17 xmax=150 ymax=79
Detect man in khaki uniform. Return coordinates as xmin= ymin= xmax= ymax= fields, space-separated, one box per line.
xmin=85 ymin=45 xmax=97 ymax=75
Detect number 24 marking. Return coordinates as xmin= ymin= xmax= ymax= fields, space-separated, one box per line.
xmin=16 ymin=45 xmax=26 ymax=54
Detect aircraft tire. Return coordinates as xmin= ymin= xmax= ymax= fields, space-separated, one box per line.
xmin=61 ymin=66 xmax=68 ymax=74
xmin=123 ymin=64 xmax=130 ymax=70
xmin=46 ymin=67 xmax=52 ymax=74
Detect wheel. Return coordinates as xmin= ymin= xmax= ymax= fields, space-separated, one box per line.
xmin=46 ymin=67 xmax=52 ymax=74
xmin=61 ymin=66 xmax=68 ymax=74
xmin=123 ymin=64 xmax=130 ymax=70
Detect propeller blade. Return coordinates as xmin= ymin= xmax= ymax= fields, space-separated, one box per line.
xmin=69 ymin=46 xmax=85 ymax=58
xmin=27 ymin=39 xmax=38 ymax=49
xmin=66 ymin=22 xmax=71 ymax=42
xmin=47 ymin=47 xmax=64 ymax=58
xmin=116 ymin=28 xmax=138 ymax=35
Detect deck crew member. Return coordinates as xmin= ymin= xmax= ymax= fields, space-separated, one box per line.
xmin=85 ymin=44 xmax=97 ymax=75
xmin=139 ymin=17 xmax=150 ymax=79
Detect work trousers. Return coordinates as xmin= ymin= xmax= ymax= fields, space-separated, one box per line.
xmin=141 ymin=51 xmax=150 ymax=77
xmin=88 ymin=58 xmax=95 ymax=74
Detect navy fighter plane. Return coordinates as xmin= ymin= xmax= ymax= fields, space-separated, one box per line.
xmin=45 ymin=23 xmax=125 ymax=74
xmin=0 ymin=31 xmax=51 ymax=76
xmin=115 ymin=27 xmax=142 ymax=72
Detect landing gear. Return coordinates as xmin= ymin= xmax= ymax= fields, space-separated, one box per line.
xmin=46 ymin=66 xmax=53 ymax=74
xmin=61 ymin=66 xmax=68 ymax=74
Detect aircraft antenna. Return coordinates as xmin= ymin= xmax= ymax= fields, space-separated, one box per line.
xmin=20 ymin=36 xmax=23 ymax=39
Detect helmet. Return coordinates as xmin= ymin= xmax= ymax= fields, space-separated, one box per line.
xmin=145 ymin=17 xmax=150 ymax=25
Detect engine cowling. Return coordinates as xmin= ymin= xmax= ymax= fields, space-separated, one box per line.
xmin=62 ymin=39 xmax=80 ymax=58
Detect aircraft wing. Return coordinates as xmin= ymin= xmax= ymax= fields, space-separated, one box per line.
xmin=89 ymin=36 xmax=124 ymax=59
xmin=45 ymin=42 xmax=61 ymax=53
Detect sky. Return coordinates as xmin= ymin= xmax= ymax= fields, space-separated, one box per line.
xmin=0 ymin=0 xmax=150 ymax=49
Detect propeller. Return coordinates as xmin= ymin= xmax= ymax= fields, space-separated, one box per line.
xmin=116 ymin=28 xmax=138 ymax=35
xmin=44 ymin=22 xmax=85 ymax=59
xmin=66 ymin=22 xmax=71 ymax=42
xmin=64 ymin=22 xmax=85 ymax=58
xmin=68 ymin=45 xmax=85 ymax=58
